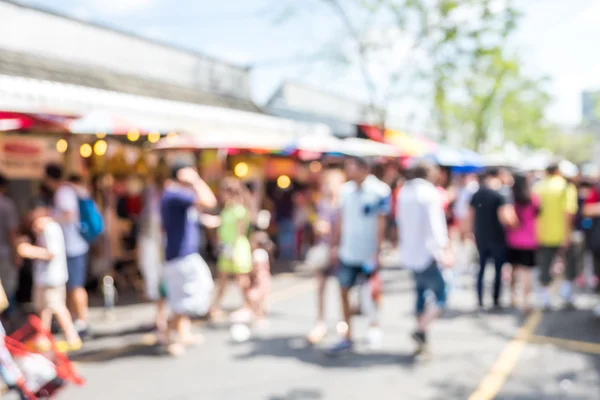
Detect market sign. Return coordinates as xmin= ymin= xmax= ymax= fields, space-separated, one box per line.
xmin=0 ymin=137 xmax=46 ymax=179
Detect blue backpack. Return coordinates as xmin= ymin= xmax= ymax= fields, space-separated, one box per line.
xmin=78 ymin=197 xmax=104 ymax=243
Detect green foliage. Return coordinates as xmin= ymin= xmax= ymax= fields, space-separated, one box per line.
xmin=269 ymin=0 xmax=553 ymax=150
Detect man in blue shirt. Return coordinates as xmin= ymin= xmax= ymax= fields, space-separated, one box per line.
xmin=160 ymin=162 xmax=217 ymax=357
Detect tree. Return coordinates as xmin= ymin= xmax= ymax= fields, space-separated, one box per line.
xmin=268 ymin=0 xmax=552 ymax=150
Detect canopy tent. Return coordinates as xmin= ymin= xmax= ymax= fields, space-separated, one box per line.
xmin=0 ymin=74 xmax=331 ymax=140
xmin=68 ymin=111 xmax=176 ymax=135
xmin=357 ymin=125 xmax=435 ymax=157
xmin=340 ymin=137 xmax=400 ymax=157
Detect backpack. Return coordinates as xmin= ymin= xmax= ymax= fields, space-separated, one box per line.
xmin=78 ymin=197 xmax=104 ymax=243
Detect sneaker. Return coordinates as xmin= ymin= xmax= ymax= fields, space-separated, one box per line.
xmin=411 ymin=331 xmax=428 ymax=355
xmin=325 ymin=339 xmax=353 ymax=356
xmin=366 ymin=327 xmax=383 ymax=350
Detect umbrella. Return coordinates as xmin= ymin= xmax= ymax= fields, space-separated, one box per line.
xmin=0 ymin=111 xmax=71 ymax=133
xmin=69 ymin=111 xmax=174 ymax=135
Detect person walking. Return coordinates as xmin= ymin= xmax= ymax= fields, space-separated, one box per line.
xmin=505 ymin=173 xmax=539 ymax=314
xmin=397 ymin=161 xmax=453 ymax=355
xmin=534 ymin=162 xmax=579 ymax=310
xmin=469 ymin=168 xmax=517 ymax=310
xmin=160 ymin=163 xmax=217 ymax=356
xmin=44 ymin=165 xmax=90 ymax=338
xmin=306 ymin=181 xmax=340 ymax=345
xmin=17 ymin=206 xmax=81 ymax=351
xmin=327 ymin=157 xmax=390 ymax=355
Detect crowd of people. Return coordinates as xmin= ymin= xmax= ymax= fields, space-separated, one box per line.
xmin=0 ymin=154 xmax=599 ymax=378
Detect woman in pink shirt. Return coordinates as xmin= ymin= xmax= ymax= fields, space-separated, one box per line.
xmin=505 ymin=173 xmax=539 ymax=314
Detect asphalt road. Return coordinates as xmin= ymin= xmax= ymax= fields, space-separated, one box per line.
xmin=14 ymin=267 xmax=599 ymax=400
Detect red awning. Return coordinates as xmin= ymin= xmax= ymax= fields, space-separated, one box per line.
xmin=0 ymin=111 xmax=73 ymax=133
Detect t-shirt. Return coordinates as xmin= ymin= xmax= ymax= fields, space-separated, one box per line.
xmin=160 ymin=187 xmax=200 ymax=262
xmin=34 ymin=221 xmax=68 ymax=287
xmin=316 ymin=200 xmax=339 ymax=245
xmin=54 ymin=185 xmax=89 ymax=258
xmin=533 ymin=176 xmax=578 ymax=247
xmin=470 ymin=187 xmax=507 ymax=247
xmin=218 ymin=205 xmax=249 ymax=245
xmin=453 ymin=181 xmax=479 ymax=220
xmin=506 ymin=197 xmax=539 ymax=250
xmin=339 ymin=175 xmax=391 ymax=265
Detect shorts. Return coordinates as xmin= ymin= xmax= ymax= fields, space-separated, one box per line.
xmin=66 ymin=254 xmax=88 ymax=290
xmin=413 ymin=261 xmax=447 ymax=316
xmin=507 ymin=248 xmax=536 ymax=268
xmin=337 ymin=261 xmax=374 ymax=289
xmin=164 ymin=253 xmax=214 ymax=316
xmin=33 ymin=286 xmax=67 ymax=312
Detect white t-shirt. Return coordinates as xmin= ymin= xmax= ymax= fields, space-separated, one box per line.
xmin=339 ymin=175 xmax=391 ymax=265
xmin=54 ymin=185 xmax=88 ymax=257
xmin=34 ymin=221 xmax=68 ymax=287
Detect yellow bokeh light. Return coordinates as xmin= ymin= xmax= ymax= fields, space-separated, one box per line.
xmin=277 ymin=175 xmax=291 ymax=189
xmin=93 ymin=140 xmax=108 ymax=156
xmin=80 ymin=143 xmax=92 ymax=158
xmin=127 ymin=129 xmax=140 ymax=142
xmin=56 ymin=139 xmax=68 ymax=154
xmin=96 ymin=132 xmax=106 ymax=139
xmin=309 ymin=161 xmax=322 ymax=173
xmin=234 ymin=162 xmax=249 ymax=178
xmin=148 ymin=131 xmax=161 ymax=143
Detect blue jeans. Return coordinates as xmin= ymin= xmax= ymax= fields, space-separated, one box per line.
xmin=67 ymin=253 xmax=88 ymax=290
xmin=277 ymin=219 xmax=295 ymax=260
xmin=413 ymin=262 xmax=447 ymax=315
xmin=476 ymin=243 xmax=507 ymax=307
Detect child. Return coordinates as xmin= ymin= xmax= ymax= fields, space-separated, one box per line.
xmin=17 ymin=207 xmax=81 ymax=351
xmin=248 ymin=231 xmax=273 ymax=324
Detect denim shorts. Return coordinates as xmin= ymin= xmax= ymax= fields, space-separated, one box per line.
xmin=337 ymin=260 xmax=372 ymax=289
xmin=67 ymin=254 xmax=88 ymax=290
xmin=413 ymin=261 xmax=447 ymax=315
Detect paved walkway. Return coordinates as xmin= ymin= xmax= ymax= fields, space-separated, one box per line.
xmin=22 ymin=266 xmax=595 ymax=400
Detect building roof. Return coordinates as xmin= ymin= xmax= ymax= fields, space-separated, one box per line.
xmin=1 ymin=0 xmax=248 ymax=71
xmin=0 ymin=49 xmax=262 ymax=113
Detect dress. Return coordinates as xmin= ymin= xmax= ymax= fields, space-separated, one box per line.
xmin=217 ymin=205 xmax=252 ymax=274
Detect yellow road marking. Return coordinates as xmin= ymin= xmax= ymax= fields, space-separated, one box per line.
xmin=527 ymin=335 xmax=600 ymax=355
xmin=468 ymin=311 xmax=542 ymax=400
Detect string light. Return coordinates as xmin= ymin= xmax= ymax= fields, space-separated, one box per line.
xmin=148 ymin=131 xmax=161 ymax=143
xmin=127 ymin=129 xmax=140 ymax=142
xmin=96 ymin=132 xmax=106 ymax=139
xmin=234 ymin=162 xmax=249 ymax=178
xmin=277 ymin=175 xmax=291 ymax=189
xmin=93 ymin=140 xmax=108 ymax=156
xmin=56 ymin=139 xmax=68 ymax=153
xmin=80 ymin=143 xmax=92 ymax=158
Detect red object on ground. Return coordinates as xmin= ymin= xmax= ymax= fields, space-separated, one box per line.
xmin=5 ymin=316 xmax=84 ymax=399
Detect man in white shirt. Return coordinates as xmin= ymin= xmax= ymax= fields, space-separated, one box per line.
xmin=44 ymin=165 xmax=90 ymax=338
xmin=328 ymin=157 xmax=391 ymax=355
xmin=397 ymin=161 xmax=453 ymax=355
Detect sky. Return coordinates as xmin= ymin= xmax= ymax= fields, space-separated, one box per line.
xmin=15 ymin=0 xmax=600 ymax=128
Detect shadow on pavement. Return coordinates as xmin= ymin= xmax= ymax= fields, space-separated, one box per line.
xmin=267 ymin=388 xmax=323 ymax=400
xmin=232 ymin=335 xmax=415 ymax=369
xmin=70 ymin=342 xmax=165 ymax=362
